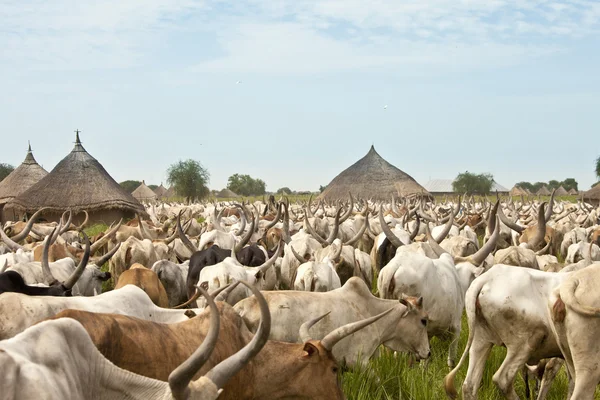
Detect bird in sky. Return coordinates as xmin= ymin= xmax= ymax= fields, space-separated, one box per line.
xmin=236 ymin=80 xmax=242 ymax=84
xmin=383 ymin=105 xmax=388 ymax=110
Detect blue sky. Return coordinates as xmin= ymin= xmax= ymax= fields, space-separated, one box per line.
xmin=2 ymin=0 xmax=599 ymax=192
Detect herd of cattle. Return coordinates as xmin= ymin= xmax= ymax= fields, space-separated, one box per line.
xmin=1 ymin=191 xmax=600 ymax=399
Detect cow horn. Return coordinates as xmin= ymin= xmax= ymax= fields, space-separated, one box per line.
xmin=457 ymin=217 xmax=499 ymax=266
xmin=137 ymin=214 xmax=152 ymax=240
xmin=545 ymin=189 xmax=556 ymax=222
xmin=307 ymin=194 xmax=315 ymax=218
xmin=90 ymin=218 xmax=122 ymax=255
xmin=527 ymin=203 xmax=547 ymax=251
xmin=168 ymin=286 xmax=220 ymax=398
xmin=264 ymin=203 xmax=282 ymax=230
xmin=320 ymin=307 xmax=395 ymax=352
xmin=234 ymin=206 xmax=247 ymax=236
xmin=0 ymin=225 xmax=24 ymax=251
xmin=434 ymin=211 xmax=454 ymax=243
xmin=535 ymin=236 xmax=552 ymax=256
xmin=324 ymin=207 xmax=341 ymax=245
xmin=8 ymin=207 xmax=48 ymax=242
xmin=303 ymin=210 xmax=328 ymax=246
xmin=378 ymin=206 xmax=404 ymax=248
xmin=487 ymin=201 xmax=499 ymax=236
xmin=234 ymin=213 xmax=256 ymax=254
xmin=59 ymin=210 xmax=73 ymax=235
xmin=92 ymin=242 xmax=121 ymax=268
xmin=177 ymin=211 xmax=198 ymax=255
xmin=299 ymin=311 xmax=331 ymax=342
xmin=498 ymin=205 xmax=525 ymax=234
xmin=290 ymin=245 xmax=307 ymax=263
xmin=41 ymin=229 xmax=59 ymax=285
xmin=343 ymin=213 xmax=368 ymax=246
xmin=257 ymin=241 xmax=281 ymax=273
xmin=282 ymin=198 xmax=291 ymax=244
xmin=204 ymin=281 xmax=271 ymax=390
xmin=338 ymin=193 xmax=354 ymax=223
xmin=76 ymin=211 xmax=89 ymax=231
xmin=426 ymin=224 xmax=448 ymax=258
xmin=330 ymin=241 xmax=343 ymax=262
xmin=213 ymin=281 xmax=241 ymax=302
xmin=63 ymin=231 xmax=90 ymax=290
xmin=409 ymin=213 xmax=420 ymax=241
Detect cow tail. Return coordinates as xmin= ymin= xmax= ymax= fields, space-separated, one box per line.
xmin=560 ymin=275 xmax=600 ymax=317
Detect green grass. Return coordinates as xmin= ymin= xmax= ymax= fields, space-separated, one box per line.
xmin=341 ymin=314 xmax=573 ymax=400
xmin=84 ymin=223 xmax=109 ymax=238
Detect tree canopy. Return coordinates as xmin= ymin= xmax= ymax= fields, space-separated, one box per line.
xmin=452 ymin=172 xmax=494 ymax=194
xmin=167 ymin=159 xmax=210 ymax=203
xmin=227 ymin=174 xmax=266 ymax=196
xmin=596 ymin=156 xmax=600 ymax=180
xmin=319 ymin=185 xmax=327 ymax=193
xmin=0 ymin=163 xmax=15 ymax=182
xmin=516 ymin=178 xmax=578 ymax=192
xmin=119 ymin=180 xmax=142 ymax=193
xmin=276 ymin=187 xmax=292 ymax=194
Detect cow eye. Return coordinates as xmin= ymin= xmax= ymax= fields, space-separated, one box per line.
xmin=332 ymin=367 xmax=338 ymax=374
xmin=421 ymin=319 xmax=428 ymax=326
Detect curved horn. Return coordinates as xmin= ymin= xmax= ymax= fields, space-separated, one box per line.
xmin=233 ymin=207 xmax=247 ymax=236
xmin=498 ymin=205 xmax=525 ymax=234
xmin=177 ymin=211 xmax=198 ymax=255
xmin=0 ymin=225 xmax=24 ymax=251
xmin=409 ymin=213 xmax=421 ymax=242
xmin=76 ymin=211 xmax=89 ymax=231
xmin=92 ymin=242 xmax=121 ymax=268
xmin=137 ymin=214 xmax=152 ymax=240
xmin=320 ymin=307 xmax=395 ymax=352
xmin=282 ymin=198 xmax=291 ymax=244
xmin=303 ymin=210 xmax=328 ymax=246
xmin=41 ymin=229 xmax=59 ymax=285
xmin=343 ymin=213 xmax=368 ymax=246
xmin=535 ymin=236 xmax=552 ymax=256
xmin=545 ymin=189 xmax=556 ymax=223
xmin=90 ymin=218 xmax=122 ymax=255
xmin=214 ymin=281 xmax=241 ymax=302
xmin=457 ymin=217 xmax=500 ymax=266
xmin=168 ymin=286 xmax=220 ymax=398
xmin=63 ymin=231 xmax=91 ymax=290
xmin=487 ymin=201 xmax=499 ymax=236
xmin=324 ymin=207 xmax=341 ymax=245
xmin=173 ymin=286 xmax=203 ymax=309
xmin=256 ymin=241 xmax=281 ymax=273
xmin=264 ymin=203 xmax=282 ymax=230
xmin=426 ymin=224 xmax=448 ymax=258
xmin=338 ymin=193 xmax=354 ymax=223
xmin=50 ymin=221 xmax=63 ymax=244
xmin=233 ymin=212 xmax=256 ymax=254
xmin=204 ymin=281 xmax=271 ymax=389
xmin=527 ymin=202 xmax=547 ymax=251
xmin=9 ymin=207 xmax=48 ymax=242
xmin=59 ymin=210 xmax=73 ymax=235
xmin=434 ymin=211 xmax=454 ymax=243
xmin=299 ymin=311 xmax=331 ymax=342
xmin=307 ymin=194 xmax=315 ymax=218
xmin=290 ymin=245 xmax=307 ymax=263
xmin=378 ymin=206 xmax=404 ymax=248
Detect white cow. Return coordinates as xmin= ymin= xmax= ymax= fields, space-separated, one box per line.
xmin=235 ymin=277 xmax=430 ymax=366
xmin=293 ymin=257 xmax=341 ymax=292
xmin=564 ymin=241 xmax=600 ymax=264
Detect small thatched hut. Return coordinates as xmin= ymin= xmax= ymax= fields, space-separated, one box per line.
xmin=318 ymin=145 xmax=429 ymax=201
xmin=583 ymin=185 xmax=600 ymax=206
xmin=217 ymin=188 xmax=240 ymax=198
xmin=0 ymin=144 xmax=48 ymax=222
xmin=536 ymin=186 xmax=551 ymax=196
xmin=510 ymin=186 xmax=529 ymax=196
xmin=555 ymin=186 xmax=569 ymax=196
xmin=154 ymin=183 xmax=168 ymax=198
xmin=9 ymin=133 xmax=146 ymax=224
xmin=132 ymin=181 xmax=158 ymax=202
xmin=568 ymin=188 xmax=579 ymax=195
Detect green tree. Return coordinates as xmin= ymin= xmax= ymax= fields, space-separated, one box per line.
xmin=0 ymin=163 xmax=15 ymax=182
xmin=319 ymin=185 xmax=327 ymax=193
xmin=516 ymin=181 xmax=533 ymax=192
xmin=452 ymin=172 xmax=494 ymax=194
xmin=148 ymin=184 xmax=158 ymax=191
xmin=227 ymin=174 xmax=266 ymax=196
xmin=119 ymin=180 xmax=141 ymax=193
xmin=167 ymin=160 xmax=210 ymax=203
xmin=548 ymin=180 xmax=560 ymax=190
xmin=561 ymin=178 xmax=578 ymax=191
xmin=277 ymin=187 xmax=292 ymax=194
xmin=596 ymin=156 xmax=600 ymax=180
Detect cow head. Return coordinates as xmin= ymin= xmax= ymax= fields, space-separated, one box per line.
xmin=382 ymin=295 xmax=431 ymax=361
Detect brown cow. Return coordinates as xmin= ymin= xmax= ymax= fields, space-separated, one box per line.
xmin=115 ymin=263 xmax=169 ymax=308
xmin=50 ymin=297 xmax=387 ymax=400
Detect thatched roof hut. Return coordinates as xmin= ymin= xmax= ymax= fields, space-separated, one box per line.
xmin=583 ymin=185 xmax=600 ymax=206
xmin=318 ymin=145 xmax=429 ymax=201
xmin=0 ymin=144 xmax=48 ymax=222
xmin=9 ymin=133 xmax=146 ymax=224
xmin=536 ymin=186 xmax=551 ymax=196
xmin=216 ymin=188 xmax=239 ymax=198
xmin=154 ymin=184 xmax=168 ymax=198
xmin=164 ymin=186 xmax=177 ymax=199
xmin=568 ymin=188 xmax=579 ymax=195
xmin=510 ymin=186 xmax=529 ymax=196
xmin=132 ymin=181 xmax=157 ymax=202
xmin=555 ymin=186 xmax=568 ymax=196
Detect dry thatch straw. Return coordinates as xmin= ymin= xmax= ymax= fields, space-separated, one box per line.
xmin=216 ymin=188 xmax=239 ymax=198
xmin=318 ymin=145 xmax=430 ymax=201
xmin=0 ymin=143 xmax=48 ymax=207
xmin=536 ymin=185 xmax=551 ymax=196
xmin=554 ymin=186 xmax=568 ymax=196
xmin=154 ymin=183 xmax=168 ymax=198
xmin=509 ymin=186 xmax=529 ymax=196
xmin=9 ymin=133 xmax=145 ymax=216
xmin=132 ymin=180 xmax=158 ymax=202
xmin=583 ymin=184 xmax=600 ymax=205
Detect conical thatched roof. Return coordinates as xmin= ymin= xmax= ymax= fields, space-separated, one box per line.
xmin=583 ymin=185 xmax=600 ymax=204
xmin=510 ymin=186 xmax=529 ymax=196
xmin=217 ymin=188 xmax=239 ymax=198
xmin=536 ymin=186 xmax=551 ymax=196
xmin=154 ymin=183 xmax=168 ymax=198
xmin=9 ymin=133 xmax=145 ymax=216
xmin=164 ymin=186 xmax=177 ymax=198
xmin=0 ymin=144 xmax=48 ymax=206
xmin=555 ymin=186 xmax=568 ymax=196
xmin=132 ymin=181 xmax=157 ymax=202
xmin=318 ymin=146 xmax=429 ymax=201
xmin=568 ymin=188 xmax=578 ymax=195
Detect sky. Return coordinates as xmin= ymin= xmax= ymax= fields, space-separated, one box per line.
xmin=1 ymin=0 xmax=599 ymax=192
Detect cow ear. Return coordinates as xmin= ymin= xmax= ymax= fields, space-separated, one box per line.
xmin=302 ymin=342 xmax=320 ymax=360
xmin=416 ymin=297 xmax=423 ymax=308
xmin=255 ymin=271 xmax=263 ymax=280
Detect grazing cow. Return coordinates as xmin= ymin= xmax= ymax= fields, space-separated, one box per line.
xmin=293 ymin=257 xmax=341 ymax=292
xmin=152 ymin=259 xmax=190 ymax=307
xmin=0 ymin=287 xmax=262 ymax=400
xmin=444 ymin=264 xmax=569 ymax=400
xmin=550 ymin=263 xmax=600 ymax=400
xmin=115 ymin=263 xmax=169 ymax=308
xmin=50 ymin=282 xmax=378 ymax=400
xmin=235 ymin=277 xmax=431 ymax=366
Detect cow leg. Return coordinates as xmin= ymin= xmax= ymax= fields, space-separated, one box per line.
xmin=570 ymin=369 xmax=600 ymax=400
xmin=536 ymin=358 xmax=563 ymax=400
xmin=492 ymin=347 xmax=534 ymax=400
xmin=462 ymin=336 xmax=493 ymax=400
xmin=447 ymin=325 xmax=460 ymax=368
